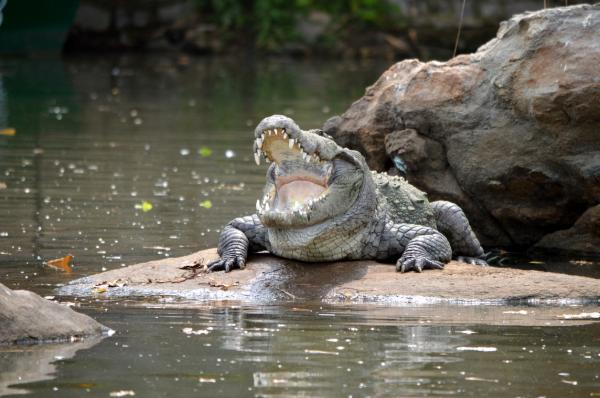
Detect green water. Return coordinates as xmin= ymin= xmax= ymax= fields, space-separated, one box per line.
xmin=1 ymin=55 xmax=600 ymax=397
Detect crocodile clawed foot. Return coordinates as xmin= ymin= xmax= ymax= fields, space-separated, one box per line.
xmin=206 ymin=255 xmax=246 ymax=273
xmin=396 ymin=256 xmax=445 ymax=273
xmin=457 ymin=256 xmax=488 ymax=266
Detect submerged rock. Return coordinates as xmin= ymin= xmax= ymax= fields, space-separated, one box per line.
xmin=324 ymin=4 xmax=600 ymax=255
xmin=59 ymin=248 xmax=600 ymax=305
xmin=0 ymin=283 xmax=109 ymax=345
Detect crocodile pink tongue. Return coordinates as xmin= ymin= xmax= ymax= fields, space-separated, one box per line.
xmin=275 ymin=180 xmax=325 ymax=210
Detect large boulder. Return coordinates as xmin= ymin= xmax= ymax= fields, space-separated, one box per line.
xmin=0 ymin=283 xmax=109 ymax=345
xmin=324 ymin=4 xmax=600 ymax=254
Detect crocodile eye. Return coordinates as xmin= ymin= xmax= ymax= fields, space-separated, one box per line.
xmin=312 ymin=129 xmax=334 ymax=140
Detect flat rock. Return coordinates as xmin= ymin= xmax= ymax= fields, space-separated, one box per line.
xmin=59 ymin=248 xmax=600 ymax=305
xmin=0 ymin=283 xmax=109 ymax=345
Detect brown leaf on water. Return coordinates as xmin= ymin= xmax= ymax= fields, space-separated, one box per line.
xmin=47 ymin=254 xmax=74 ymax=273
xmin=0 ymin=128 xmax=16 ymax=136
xmin=0 ymin=182 xmax=6 ymax=190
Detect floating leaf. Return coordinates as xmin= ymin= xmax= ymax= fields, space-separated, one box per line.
xmin=47 ymin=254 xmax=74 ymax=273
xmin=0 ymin=182 xmax=6 ymax=190
xmin=134 ymin=201 xmax=153 ymax=212
xmin=199 ymin=199 xmax=212 ymax=209
xmin=0 ymin=128 xmax=16 ymax=136
xmin=198 ymin=146 xmax=213 ymax=157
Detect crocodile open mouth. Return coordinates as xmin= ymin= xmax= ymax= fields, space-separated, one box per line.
xmin=253 ymin=127 xmax=323 ymax=165
xmin=254 ymin=127 xmax=331 ymax=219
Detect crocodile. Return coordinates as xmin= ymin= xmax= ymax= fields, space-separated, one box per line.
xmin=207 ymin=115 xmax=486 ymax=273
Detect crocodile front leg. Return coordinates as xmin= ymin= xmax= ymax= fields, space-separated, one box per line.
xmin=375 ymin=220 xmax=452 ymax=273
xmin=207 ymin=214 xmax=269 ymax=272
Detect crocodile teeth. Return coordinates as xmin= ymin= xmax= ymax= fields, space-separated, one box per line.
xmin=256 ymin=137 xmax=262 ymax=148
xmin=283 ymin=133 xmax=288 ymax=139
xmin=288 ymin=139 xmax=295 ymax=148
xmin=254 ymin=151 xmax=260 ymax=165
xmin=256 ymin=199 xmax=260 ymax=211
xmin=265 ymin=202 xmax=270 ymax=211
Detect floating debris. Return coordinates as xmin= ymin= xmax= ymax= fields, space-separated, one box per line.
xmin=199 ymin=199 xmax=212 ymax=209
xmin=465 ymin=377 xmax=499 ymax=383
xmin=0 ymin=128 xmax=16 ymax=136
xmin=304 ymin=349 xmax=339 ymax=356
xmin=570 ymin=260 xmax=593 ymax=266
xmin=0 ymin=182 xmax=6 ymax=189
xmin=109 ymin=391 xmax=135 ymax=397
xmin=198 ymin=146 xmax=213 ymax=157
xmin=180 ymin=148 xmax=190 ymax=156
xmin=144 ymin=246 xmax=171 ymax=251
xmin=561 ymin=380 xmax=578 ymax=386
xmin=456 ymin=346 xmax=497 ymax=352
xmin=225 ymin=149 xmax=236 ymax=158
xmin=558 ymin=312 xmax=600 ymax=320
xmin=47 ymin=254 xmax=74 ymax=273
xmin=182 ymin=327 xmax=210 ymax=335
xmin=502 ymin=310 xmax=528 ymax=315
xmin=135 ymin=201 xmax=153 ymax=212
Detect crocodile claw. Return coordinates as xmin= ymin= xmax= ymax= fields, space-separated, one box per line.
xmin=457 ymin=256 xmax=488 ymax=266
xmin=396 ymin=256 xmax=445 ymax=273
xmin=206 ymin=255 xmax=246 ymax=273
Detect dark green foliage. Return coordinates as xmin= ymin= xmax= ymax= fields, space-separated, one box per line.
xmin=195 ymin=0 xmax=402 ymax=50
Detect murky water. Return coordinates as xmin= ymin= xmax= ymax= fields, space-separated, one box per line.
xmin=1 ymin=55 xmax=600 ymax=397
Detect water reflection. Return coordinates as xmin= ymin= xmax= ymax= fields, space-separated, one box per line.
xmin=0 ymin=337 xmax=103 ymax=396
xmin=6 ymin=304 xmax=596 ymax=398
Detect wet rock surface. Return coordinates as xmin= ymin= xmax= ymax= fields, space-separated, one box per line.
xmin=324 ymin=4 xmax=600 ymax=255
xmin=59 ymin=248 xmax=600 ymax=305
xmin=0 ymin=283 xmax=108 ymax=345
